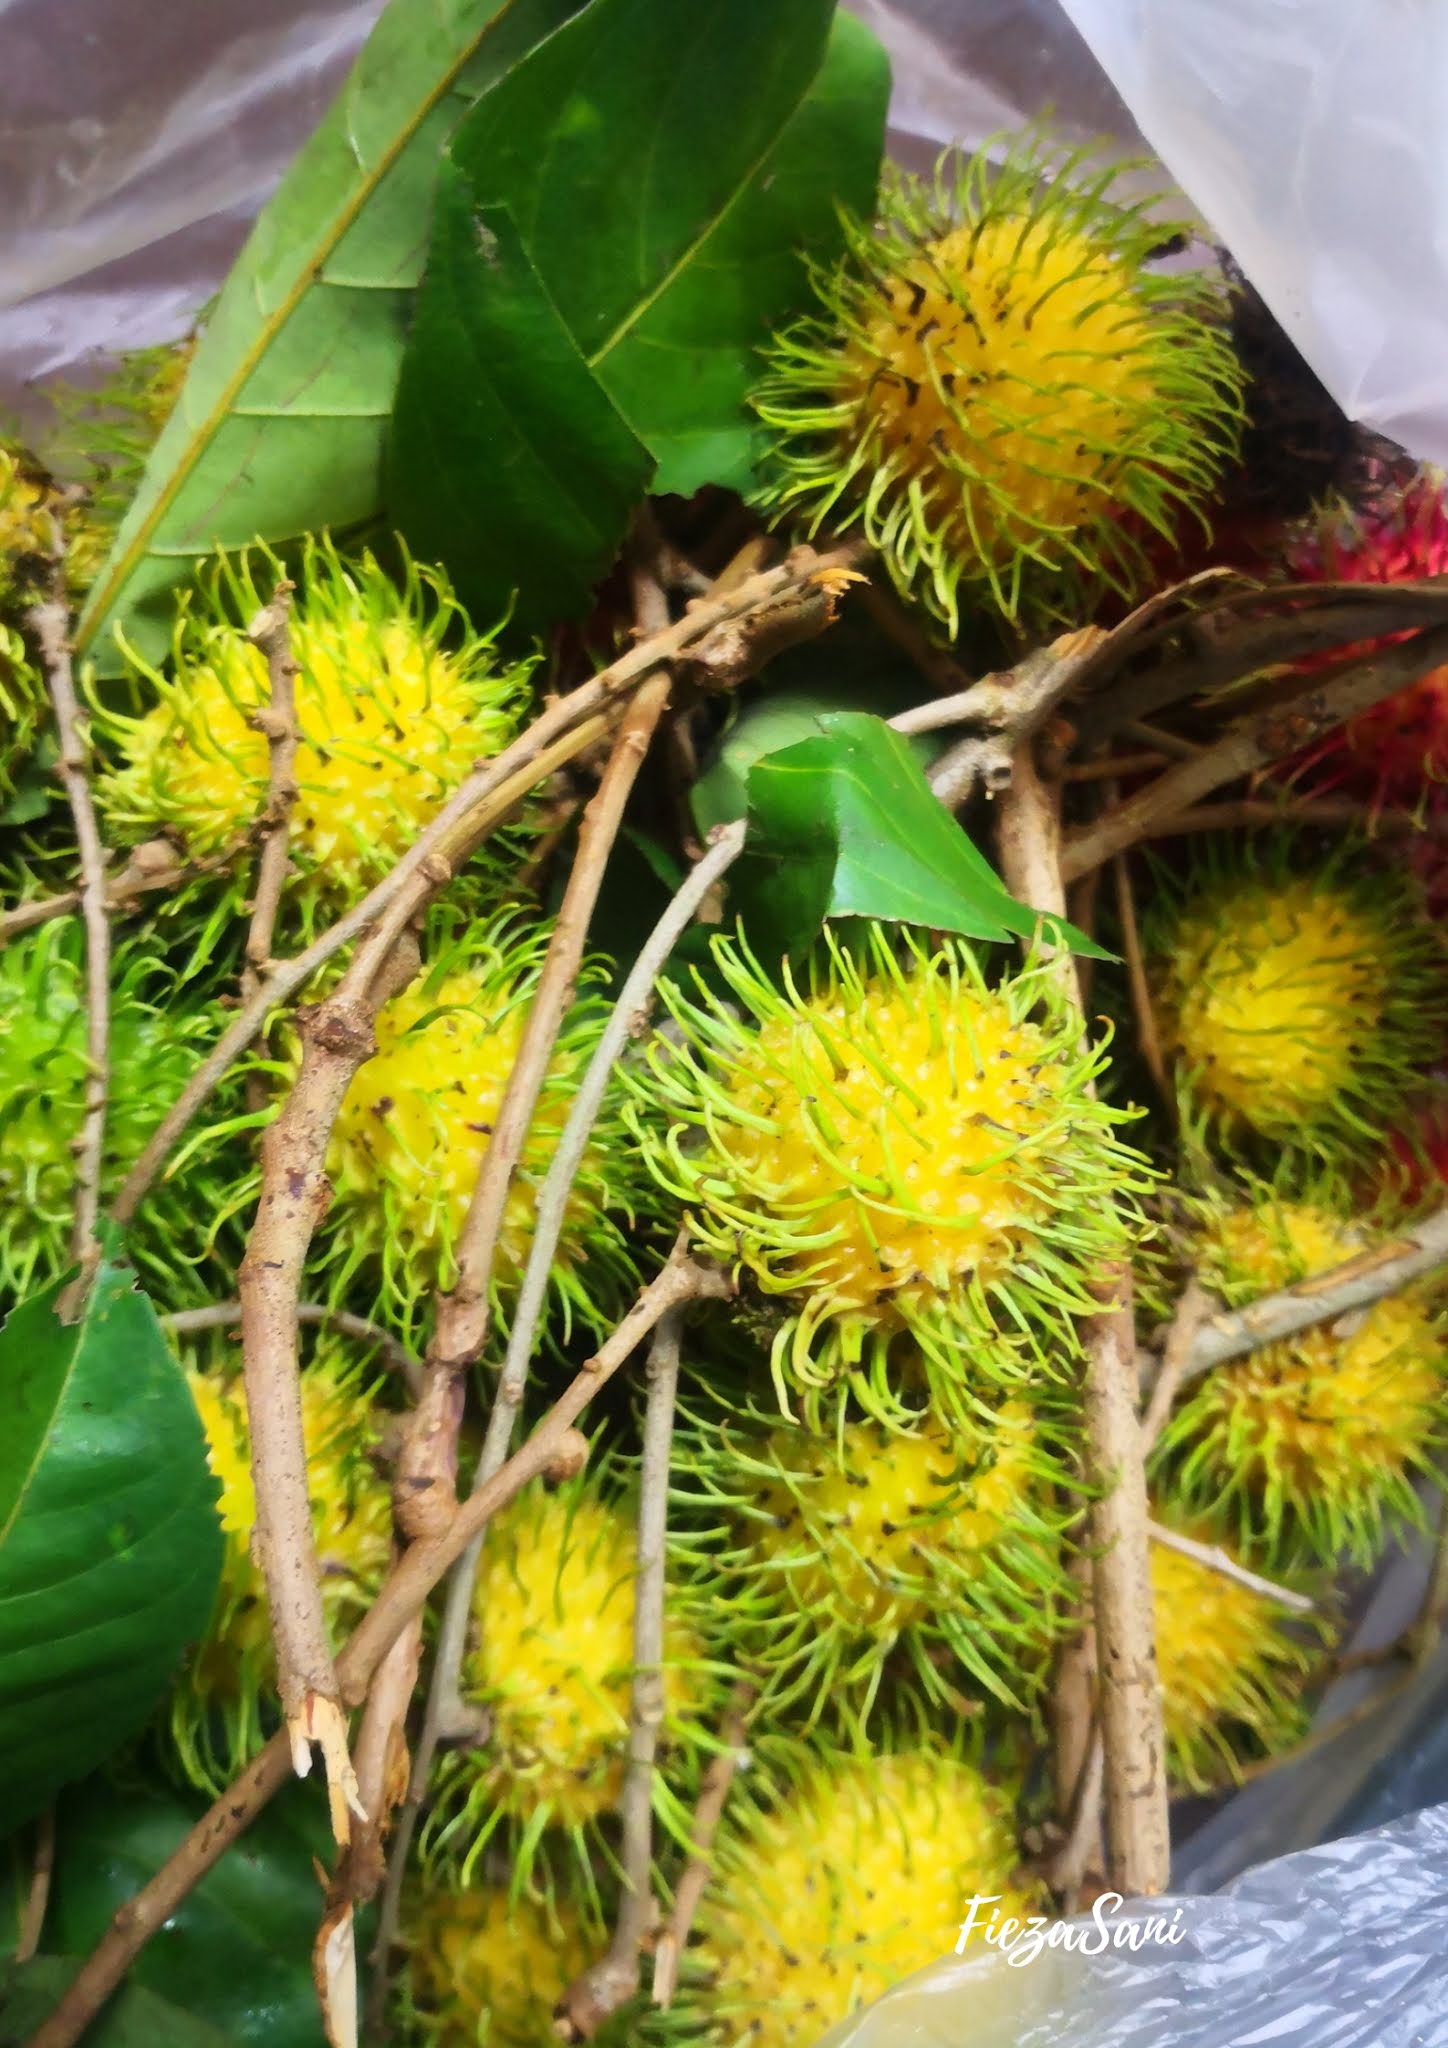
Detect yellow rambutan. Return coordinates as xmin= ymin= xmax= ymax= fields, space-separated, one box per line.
xmin=673 ymin=1388 xmax=1071 ymax=1718
xmin=1146 ymin=839 xmax=1445 ymax=1161
xmin=1149 ymin=1505 xmax=1329 ymax=1792
xmin=753 ymin=136 xmax=1243 ymax=632
xmin=424 ymin=1472 xmax=703 ymax=1872
xmin=402 ymin=1880 xmax=595 ymax=2047
xmin=628 ymin=922 xmax=1148 ymax=1428
xmin=0 ymin=621 xmax=43 ymax=797
xmin=1155 ymin=1192 xmax=1447 ymax=1564
xmin=687 ymin=1748 xmax=1037 ymax=2048
xmin=97 ymin=537 xmax=532 ymax=925
xmin=0 ymin=446 xmax=51 ymax=610
xmin=323 ymin=909 xmax=641 ymax=1345
xmin=171 ymin=1339 xmax=392 ymax=1791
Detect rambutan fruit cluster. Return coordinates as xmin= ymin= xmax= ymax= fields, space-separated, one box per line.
xmin=1145 ymin=836 xmax=1444 ymax=1164
xmin=98 ymin=538 xmax=533 ymax=933
xmin=753 ymin=135 xmax=1244 ymax=634
xmin=628 ymin=921 xmax=1149 ymax=1429
xmin=401 ymin=1877 xmax=603 ymax=2048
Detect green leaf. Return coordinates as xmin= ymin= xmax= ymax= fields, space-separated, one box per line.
xmin=387 ymin=0 xmax=888 ymax=624
xmin=76 ymin=0 xmax=588 ymax=673
xmin=0 ymin=1264 xmax=222 ymax=1832
xmin=733 ymin=711 xmax=1110 ymax=966
xmin=387 ymin=186 xmax=654 ymax=632
xmin=36 ymin=1783 xmax=338 ymax=2048
xmin=0 ymin=1958 xmax=232 ymax=2048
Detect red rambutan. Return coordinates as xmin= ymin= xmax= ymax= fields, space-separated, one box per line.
xmin=1285 ymin=472 xmax=1448 ymax=809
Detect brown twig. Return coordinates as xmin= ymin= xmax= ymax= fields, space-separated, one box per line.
xmin=1146 ymin=1521 xmax=1315 ymax=1614
xmin=1176 ymin=1203 xmax=1448 ymax=1386
xmin=29 ymin=591 xmax=109 ymax=1287
xmin=367 ymin=555 xmax=680 ymax=2017
xmin=901 ymin=627 xmax=1106 ymax=807
xmin=27 ymin=1253 xmax=731 ymax=2048
xmin=1060 ymin=620 xmax=1448 ymax=881
xmin=159 ymin=1302 xmax=424 ymax=1400
xmin=1061 ymin=750 xmax=1170 ymax=785
xmin=238 ymin=931 xmax=421 ymax=1841
xmin=1112 ymin=850 xmax=1169 ymax=1107
xmin=110 ymin=546 xmax=855 ymax=1228
xmin=1046 ymin=1730 xmax=1105 ymax=1910
xmin=559 ymin=1306 xmax=685 ymax=2039
xmin=651 ymin=1681 xmax=756 ymax=2009
xmin=240 ymin=583 xmax=300 ymax=994
xmin=1127 ymin=796 xmax=1448 ymax=843
xmin=0 ymin=842 xmax=242 ymax=949
xmin=15 ymin=1810 xmax=56 ymax=1965
xmin=1138 ymin=1277 xmax=1210 ymax=1454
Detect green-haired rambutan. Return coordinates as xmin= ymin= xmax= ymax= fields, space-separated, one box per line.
xmin=1150 ymin=1500 xmax=1330 ymax=1792
xmin=1153 ymin=1191 xmax=1447 ymax=1564
xmin=627 ymin=922 xmax=1149 ymax=1429
xmin=0 ymin=445 xmax=54 ymax=613
xmin=0 ymin=621 xmax=44 ymax=797
xmin=670 ymin=1383 xmax=1072 ymax=1722
xmin=96 ymin=537 xmax=533 ymax=932
xmin=423 ymin=1467 xmax=705 ymax=1882
xmin=400 ymin=1877 xmax=607 ymax=2047
xmin=321 ymin=908 xmax=644 ymax=1348
xmin=751 ymin=135 xmax=1244 ymax=634
xmin=0 ymin=920 xmax=222 ymax=1303
xmin=171 ymin=1337 xmax=392 ymax=1792
xmin=676 ymin=1746 xmax=1037 ymax=2048
xmin=1145 ymin=837 xmax=1445 ymax=1162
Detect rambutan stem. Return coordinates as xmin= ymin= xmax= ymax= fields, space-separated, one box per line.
xmin=28 ymin=520 xmax=110 ymax=1296
xmin=1146 ymin=1522 xmax=1315 ymax=1615
xmin=1173 ymin=1201 xmax=1448 ymax=1387
xmin=558 ymin=1306 xmax=685 ymax=2040
xmin=997 ymin=752 xmax=1169 ymax=1895
xmin=1062 ymin=618 xmax=1448 ymax=881
xmin=238 ymin=579 xmax=299 ymax=1058
xmin=651 ymin=1679 xmax=757 ymax=2010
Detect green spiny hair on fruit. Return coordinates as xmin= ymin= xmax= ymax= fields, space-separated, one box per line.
xmin=1152 ymin=1182 xmax=1447 ymax=1565
xmin=1145 ymin=833 xmax=1446 ymax=1163
xmin=668 ymin=1378 xmax=1074 ymax=1725
xmin=625 ymin=920 xmax=1151 ymax=1430
xmin=751 ymin=132 xmax=1244 ymax=634
xmin=170 ymin=1335 xmax=392 ymax=1794
xmin=1150 ymin=1498 xmax=1332 ymax=1792
xmin=0 ymin=920 xmax=223 ymax=1304
xmin=422 ymin=1462 xmax=707 ymax=1890
xmin=0 ymin=620 xmax=44 ymax=798
xmin=0 ymin=444 xmax=53 ymax=613
xmin=96 ymin=535 xmax=534 ymax=933
xmin=671 ymin=1742 xmax=1039 ymax=2048
xmin=318 ymin=903 xmax=646 ymax=1351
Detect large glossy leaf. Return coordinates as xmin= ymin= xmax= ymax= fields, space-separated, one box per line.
xmin=38 ymin=1783 xmax=338 ymax=2048
xmin=732 ymin=711 xmax=1110 ymax=967
xmin=388 ymin=0 xmax=888 ymax=627
xmin=77 ymin=0 xmax=587 ymax=672
xmin=0 ymin=1959 xmax=231 ymax=2048
xmin=387 ymin=187 xmax=654 ymax=631
xmin=0 ymin=1265 xmax=222 ymax=1831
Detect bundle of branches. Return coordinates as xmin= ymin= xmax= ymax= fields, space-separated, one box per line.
xmin=5 ymin=5 xmax=1448 ymax=2048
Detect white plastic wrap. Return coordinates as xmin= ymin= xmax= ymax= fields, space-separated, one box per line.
xmin=819 ymin=1798 xmax=1448 ymax=2047
xmin=1060 ymin=0 xmax=1448 ymax=468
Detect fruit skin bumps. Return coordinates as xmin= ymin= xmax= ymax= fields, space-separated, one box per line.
xmin=628 ymin=922 xmax=1148 ymax=1427
xmin=401 ymin=1881 xmax=600 ymax=2048
xmin=98 ymin=537 xmax=532 ymax=925
xmin=1146 ymin=837 xmax=1444 ymax=1163
xmin=686 ymin=1748 xmax=1036 ymax=2048
xmin=753 ymin=134 xmax=1244 ymax=633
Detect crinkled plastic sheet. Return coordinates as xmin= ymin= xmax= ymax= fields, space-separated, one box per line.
xmin=820 ymin=1798 xmax=1448 ymax=2047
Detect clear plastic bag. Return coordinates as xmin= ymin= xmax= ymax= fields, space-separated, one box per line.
xmin=818 ymin=1795 xmax=1448 ymax=2047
